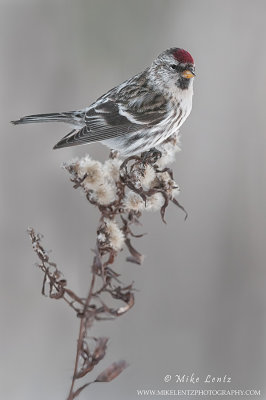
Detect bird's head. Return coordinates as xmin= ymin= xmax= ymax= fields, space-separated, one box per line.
xmin=149 ymin=48 xmax=195 ymax=92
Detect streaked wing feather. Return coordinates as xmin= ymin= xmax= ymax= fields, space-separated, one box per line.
xmin=54 ymin=93 xmax=167 ymax=149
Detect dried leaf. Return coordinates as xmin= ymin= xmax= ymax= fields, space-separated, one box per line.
xmin=92 ymin=337 xmax=108 ymax=363
xmin=125 ymin=238 xmax=144 ymax=265
xmin=171 ymin=197 xmax=188 ymax=220
xmin=64 ymin=288 xmax=84 ymax=305
xmin=95 ymin=360 xmax=128 ymax=383
xmin=75 ymin=365 xmax=94 ymax=379
xmin=72 ymin=382 xmax=91 ymax=398
xmin=49 ymin=283 xmax=65 ymax=299
xmin=116 ymin=293 xmax=135 ymax=315
xmin=159 ymin=191 xmax=169 ymax=224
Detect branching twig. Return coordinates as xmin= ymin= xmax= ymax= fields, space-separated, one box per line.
xmin=27 ymin=132 xmax=185 ymax=399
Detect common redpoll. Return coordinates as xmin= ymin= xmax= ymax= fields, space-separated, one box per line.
xmin=12 ymin=48 xmax=195 ymax=156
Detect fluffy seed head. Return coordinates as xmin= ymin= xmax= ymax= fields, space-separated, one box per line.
xmin=77 ymin=155 xmax=104 ymax=185
xmin=157 ymin=132 xmax=182 ymax=167
xmin=103 ymin=219 xmax=125 ymax=251
xmin=124 ymin=192 xmax=145 ymax=212
xmin=139 ymin=164 xmax=156 ymax=190
xmin=103 ymin=158 xmax=122 ymax=182
xmin=95 ymin=183 xmax=116 ymax=205
xmin=146 ymin=193 xmax=164 ymax=211
xmin=158 ymin=171 xmax=180 ymax=198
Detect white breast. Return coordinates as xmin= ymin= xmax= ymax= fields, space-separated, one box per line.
xmin=154 ymin=83 xmax=194 ymax=142
xmin=103 ymin=82 xmax=194 ymax=156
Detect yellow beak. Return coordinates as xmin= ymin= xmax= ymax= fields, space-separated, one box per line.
xmin=181 ymin=70 xmax=195 ymax=79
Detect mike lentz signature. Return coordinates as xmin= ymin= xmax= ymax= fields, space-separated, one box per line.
xmin=175 ymin=373 xmax=232 ymax=384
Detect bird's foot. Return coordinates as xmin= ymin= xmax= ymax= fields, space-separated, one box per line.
xmin=141 ymin=147 xmax=162 ymax=164
xmin=109 ymin=149 xmax=119 ymax=159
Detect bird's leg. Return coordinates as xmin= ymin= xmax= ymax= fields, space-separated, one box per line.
xmin=141 ymin=147 xmax=162 ymax=164
xmin=109 ymin=149 xmax=119 ymax=159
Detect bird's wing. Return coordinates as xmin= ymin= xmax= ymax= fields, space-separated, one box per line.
xmin=53 ymin=92 xmax=167 ymax=149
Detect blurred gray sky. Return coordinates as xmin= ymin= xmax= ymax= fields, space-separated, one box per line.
xmin=1 ymin=1 xmax=266 ymax=399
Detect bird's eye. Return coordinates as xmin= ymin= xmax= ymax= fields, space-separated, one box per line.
xmin=171 ymin=64 xmax=177 ymax=70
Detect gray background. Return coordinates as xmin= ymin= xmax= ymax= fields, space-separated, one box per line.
xmin=1 ymin=1 xmax=266 ymax=399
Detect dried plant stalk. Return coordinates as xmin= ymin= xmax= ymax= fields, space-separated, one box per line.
xmin=27 ymin=133 xmax=186 ymax=399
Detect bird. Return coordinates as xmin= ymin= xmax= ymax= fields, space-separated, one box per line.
xmin=11 ymin=48 xmax=195 ymax=156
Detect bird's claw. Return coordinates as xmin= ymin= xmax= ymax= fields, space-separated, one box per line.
xmin=141 ymin=148 xmax=162 ymax=164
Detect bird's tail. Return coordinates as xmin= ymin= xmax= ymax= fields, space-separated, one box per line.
xmin=11 ymin=111 xmax=84 ymax=126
